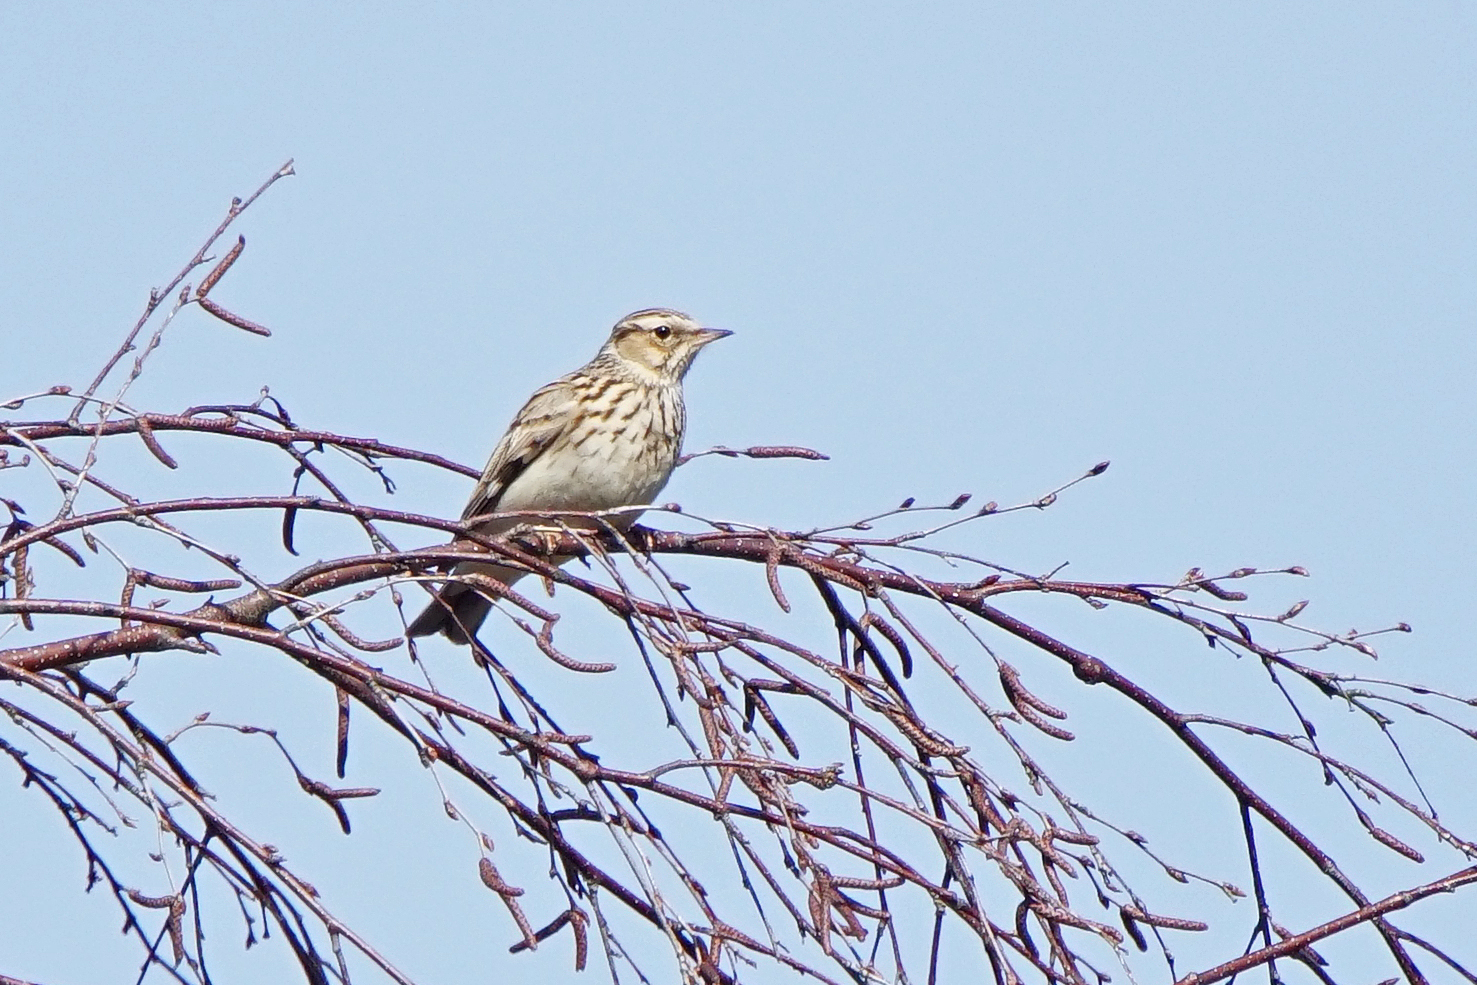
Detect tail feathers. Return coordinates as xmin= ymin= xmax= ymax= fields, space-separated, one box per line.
xmin=406 ymin=583 xmax=494 ymax=646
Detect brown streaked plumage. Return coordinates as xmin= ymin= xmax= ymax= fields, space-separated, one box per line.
xmin=407 ymin=308 xmax=731 ymax=644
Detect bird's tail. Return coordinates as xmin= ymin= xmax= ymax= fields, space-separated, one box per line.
xmin=406 ymin=582 xmax=493 ymax=645
xmin=406 ymin=561 xmax=525 ymax=645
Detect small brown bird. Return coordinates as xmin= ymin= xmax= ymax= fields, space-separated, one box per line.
xmin=407 ymin=308 xmax=731 ymax=644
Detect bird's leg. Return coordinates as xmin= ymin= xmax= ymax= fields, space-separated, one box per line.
xmin=506 ymin=521 xmax=568 ymax=563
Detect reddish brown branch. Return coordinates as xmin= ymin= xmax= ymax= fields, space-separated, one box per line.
xmin=1 ymin=414 xmax=480 ymax=478
xmin=1178 ymin=866 xmax=1477 ymax=985
xmin=74 ymin=161 xmax=294 ymax=410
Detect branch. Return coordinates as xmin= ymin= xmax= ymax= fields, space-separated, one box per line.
xmin=1178 ymin=866 xmax=1477 ymax=985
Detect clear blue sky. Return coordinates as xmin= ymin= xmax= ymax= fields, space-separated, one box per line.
xmin=1 ymin=5 xmax=1473 ymax=983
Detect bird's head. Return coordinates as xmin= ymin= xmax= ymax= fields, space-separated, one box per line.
xmin=604 ymin=309 xmax=732 ymax=382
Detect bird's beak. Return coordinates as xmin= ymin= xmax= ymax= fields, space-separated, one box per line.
xmin=696 ymin=328 xmax=733 ymax=346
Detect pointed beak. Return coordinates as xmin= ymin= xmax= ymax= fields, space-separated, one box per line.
xmin=696 ymin=327 xmax=733 ymax=346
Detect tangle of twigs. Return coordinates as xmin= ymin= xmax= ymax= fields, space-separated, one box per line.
xmin=2 ymin=164 xmax=1474 ymax=985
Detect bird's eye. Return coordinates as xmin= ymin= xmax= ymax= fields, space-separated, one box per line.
xmin=653 ymin=325 xmax=672 ymax=339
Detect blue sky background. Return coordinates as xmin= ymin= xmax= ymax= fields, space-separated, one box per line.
xmin=1 ymin=5 xmax=1474 ymax=984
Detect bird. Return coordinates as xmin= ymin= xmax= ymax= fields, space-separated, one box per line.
xmin=406 ymin=308 xmax=732 ymax=644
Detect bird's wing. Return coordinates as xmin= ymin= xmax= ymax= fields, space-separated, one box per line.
xmin=460 ymin=376 xmax=579 ymax=522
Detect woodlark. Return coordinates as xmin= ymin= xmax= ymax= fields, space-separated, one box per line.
xmin=407 ymin=309 xmax=731 ymax=644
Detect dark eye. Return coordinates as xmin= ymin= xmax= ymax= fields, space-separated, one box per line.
xmin=653 ymin=324 xmax=672 ymax=339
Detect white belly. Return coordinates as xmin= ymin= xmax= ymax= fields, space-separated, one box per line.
xmin=495 ymin=386 xmax=682 ymax=521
